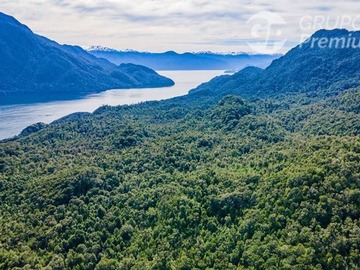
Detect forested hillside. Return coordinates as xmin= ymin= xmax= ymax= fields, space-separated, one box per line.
xmin=0 ymin=86 xmax=359 ymax=269
xmin=0 ymin=13 xmax=174 ymax=105
xmin=190 ymin=29 xmax=360 ymax=99
xmin=0 ymin=29 xmax=359 ymax=270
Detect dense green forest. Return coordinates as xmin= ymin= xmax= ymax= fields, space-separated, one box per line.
xmin=0 ymin=84 xmax=359 ymax=269
xmin=1 ymin=29 xmax=360 ymax=270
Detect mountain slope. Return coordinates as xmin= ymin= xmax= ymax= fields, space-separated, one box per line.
xmin=0 ymin=13 xmax=174 ymax=104
xmin=0 ymin=86 xmax=359 ymax=269
xmin=1 ymin=27 xmax=360 ymax=269
xmin=190 ymin=66 xmax=263 ymax=96
xmin=87 ymin=47 xmax=280 ymax=71
xmin=191 ymin=29 xmax=360 ymax=98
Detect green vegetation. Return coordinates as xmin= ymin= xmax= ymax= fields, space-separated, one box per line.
xmin=0 ymin=85 xmax=359 ymax=269
xmin=190 ymin=30 xmax=360 ymax=99
xmin=1 ymin=27 xmax=360 ymax=270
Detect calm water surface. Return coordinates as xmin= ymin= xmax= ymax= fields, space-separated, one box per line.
xmin=0 ymin=70 xmax=224 ymax=139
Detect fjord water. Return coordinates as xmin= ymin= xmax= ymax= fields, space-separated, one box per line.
xmin=0 ymin=70 xmax=224 ymax=140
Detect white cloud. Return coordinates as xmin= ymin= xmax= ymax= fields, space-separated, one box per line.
xmin=1 ymin=0 xmax=360 ymax=53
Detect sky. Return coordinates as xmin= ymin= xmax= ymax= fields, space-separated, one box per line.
xmin=2 ymin=0 xmax=360 ymax=53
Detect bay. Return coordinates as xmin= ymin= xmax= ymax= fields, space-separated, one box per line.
xmin=0 ymin=70 xmax=224 ymax=140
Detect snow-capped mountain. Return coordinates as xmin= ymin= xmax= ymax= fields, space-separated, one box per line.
xmin=87 ymin=47 xmax=281 ymax=71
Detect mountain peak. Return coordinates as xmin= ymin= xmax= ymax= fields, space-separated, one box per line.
xmin=298 ymin=28 xmax=360 ymax=51
xmin=0 ymin=13 xmax=174 ymax=104
xmin=164 ymin=50 xmax=178 ymax=55
xmin=311 ymin=28 xmax=351 ymax=38
xmin=304 ymin=28 xmax=360 ymax=43
xmin=192 ymin=28 xmax=360 ymax=98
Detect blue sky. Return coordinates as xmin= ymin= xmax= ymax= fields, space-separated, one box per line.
xmin=2 ymin=0 xmax=360 ymax=53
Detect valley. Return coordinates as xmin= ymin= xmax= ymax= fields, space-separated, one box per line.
xmin=0 ymin=5 xmax=359 ymax=270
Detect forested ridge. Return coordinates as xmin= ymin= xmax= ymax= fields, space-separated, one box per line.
xmin=0 ymin=86 xmax=359 ymax=269
xmin=190 ymin=29 xmax=360 ymax=99
xmin=0 ymin=29 xmax=360 ymax=269
xmin=0 ymin=13 xmax=174 ymax=105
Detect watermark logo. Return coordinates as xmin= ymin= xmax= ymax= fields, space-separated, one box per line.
xmin=299 ymin=15 xmax=360 ymax=49
xmin=246 ymin=13 xmax=360 ymax=52
xmin=246 ymin=11 xmax=287 ymax=54
xmin=300 ymin=33 xmax=360 ymax=49
xmin=299 ymin=15 xmax=360 ymax=31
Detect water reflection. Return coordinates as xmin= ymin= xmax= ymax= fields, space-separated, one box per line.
xmin=0 ymin=70 xmax=224 ymax=139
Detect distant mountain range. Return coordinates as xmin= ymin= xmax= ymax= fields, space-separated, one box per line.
xmin=87 ymin=46 xmax=280 ymax=71
xmin=1 ymin=27 xmax=359 ymax=269
xmin=0 ymin=13 xmax=174 ymax=105
xmin=190 ymin=29 xmax=360 ymax=99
